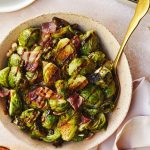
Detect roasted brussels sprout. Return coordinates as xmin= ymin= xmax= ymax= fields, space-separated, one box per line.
xmin=58 ymin=110 xmax=78 ymax=141
xmin=88 ymin=51 xmax=106 ymax=65
xmin=88 ymin=113 xmax=107 ymax=131
xmin=8 ymin=67 xmax=22 ymax=88
xmin=55 ymin=80 xmax=68 ymax=98
xmin=43 ymin=62 xmax=60 ymax=86
xmin=42 ymin=128 xmax=61 ymax=142
xmin=9 ymin=90 xmax=22 ymax=117
xmin=68 ymin=75 xmax=88 ymax=91
xmin=80 ymin=84 xmax=104 ymax=108
xmin=18 ymin=28 xmax=40 ymax=47
xmin=0 ymin=67 xmax=10 ymax=87
xmin=8 ymin=53 xmax=21 ymax=67
xmin=80 ymin=31 xmax=100 ymax=55
xmin=19 ymin=108 xmax=40 ymax=128
xmin=49 ymin=95 xmax=69 ymax=114
xmin=104 ymin=80 xmax=116 ymax=98
xmin=41 ymin=110 xmax=58 ymax=129
xmin=68 ymin=57 xmax=95 ymax=76
xmin=54 ymin=38 xmax=76 ymax=66
xmin=30 ymin=123 xmax=46 ymax=139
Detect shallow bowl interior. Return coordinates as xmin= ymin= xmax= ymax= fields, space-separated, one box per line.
xmin=0 ymin=13 xmax=132 ymax=150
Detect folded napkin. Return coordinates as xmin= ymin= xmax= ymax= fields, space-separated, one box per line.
xmin=91 ymin=77 xmax=150 ymax=150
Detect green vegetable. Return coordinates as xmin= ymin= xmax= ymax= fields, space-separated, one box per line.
xmin=58 ymin=110 xmax=78 ymax=141
xmin=68 ymin=75 xmax=88 ymax=91
xmin=54 ymin=38 xmax=76 ymax=66
xmin=18 ymin=28 xmax=40 ymax=47
xmin=9 ymin=90 xmax=22 ymax=117
xmin=8 ymin=54 xmax=21 ymax=67
xmin=42 ymin=128 xmax=61 ymax=142
xmin=43 ymin=62 xmax=60 ymax=86
xmin=0 ymin=67 xmax=10 ymax=87
xmin=19 ymin=108 xmax=40 ymax=128
xmin=8 ymin=67 xmax=22 ymax=88
xmin=41 ymin=110 xmax=58 ymax=129
xmin=80 ymin=30 xmax=100 ymax=55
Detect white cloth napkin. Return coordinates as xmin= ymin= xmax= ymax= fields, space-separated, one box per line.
xmin=91 ymin=77 xmax=150 ymax=150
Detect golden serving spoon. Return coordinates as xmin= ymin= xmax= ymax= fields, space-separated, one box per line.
xmin=112 ymin=0 xmax=150 ymax=104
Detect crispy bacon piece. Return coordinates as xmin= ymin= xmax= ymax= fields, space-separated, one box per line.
xmin=41 ymin=22 xmax=57 ymax=34
xmin=21 ymin=51 xmax=41 ymax=72
xmin=0 ymin=87 xmax=10 ymax=98
xmin=67 ymin=93 xmax=83 ymax=111
xmin=72 ymin=35 xmax=81 ymax=50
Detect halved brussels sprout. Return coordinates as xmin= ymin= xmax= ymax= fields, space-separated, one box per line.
xmin=82 ymin=87 xmax=104 ymax=108
xmin=42 ymin=128 xmax=61 ymax=142
xmin=100 ymin=100 xmax=115 ymax=113
xmin=49 ymin=95 xmax=69 ymax=114
xmin=0 ymin=67 xmax=10 ymax=87
xmin=9 ymin=90 xmax=22 ymax=117
xmin=55 ymin=80 xmax=68 ymax=98
xmin=80 ymin=30 xmax=100 ymax=55
xmin=41 ymin=110 xmax=58 ymax=129
xmin=104 ymin=80 xmax=116 ymax=98
xmin=83 ymin=107 xmax=99 ymax=117
xmin=17 ymin=46 xmax=28 ymax=55
xmin=18 ymin=28 xmax=40 ymax=47
xmin=54 ymin=38 xmax=76 ymax=66
xmin=68 ymin=57 xmax=95 ymax=76
xmin=8 ymin=67 xmax=22 ymax=88
xmin=88 ymin=113 xmax=107 ymax=131
xmin=68 ymin=75 xmax=88 ymax=91
xmin=57 ymin=110 xmax=78 ymax=141
xmin=43 ymin=62 xmax=60 ymax=86
xmin=33 ymin=45 xmax=42 ymax=52
xmin=19 ymin=108 xmax=40 ymax=128
xmin=8 ymin=53 xmax=21 ymax=67
xmin=30 ymin=123 xmax=46 ymax=139
xmin=88 ymin=51 xmax=106 ymax=65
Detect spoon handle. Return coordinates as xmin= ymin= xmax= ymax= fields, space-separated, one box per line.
xmin=113 ymin=0 xmax=150 ymax=70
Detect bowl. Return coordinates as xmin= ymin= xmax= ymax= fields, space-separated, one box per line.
xmin=0 ymin=13 xmax=132 ymax=150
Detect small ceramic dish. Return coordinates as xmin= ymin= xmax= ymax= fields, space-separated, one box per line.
xmin=0 ymin=0 xmax=36 ymax=13
xmin=0 ymin=13 xmax=132 ymax=150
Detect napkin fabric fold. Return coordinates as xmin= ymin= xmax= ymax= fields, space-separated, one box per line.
xmin=92 ymin=77 xmax=150 ymax=150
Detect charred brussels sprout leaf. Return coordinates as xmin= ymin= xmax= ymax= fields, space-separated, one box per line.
xmin=80 ymin=31 xmax=100 ymax=55
xmin=0 ymin=67 xmax=10 ymax=87
xmin=18 ymin=28 xmax=40 ymax=47
xmin=41 ymin=110 xmax=58 ymax=129
xmin=42 ymin=128 xmax=61 ymax=142
xmin=54 ymin=38 xmax=76 ymax=66
xmin=25 ymin=71 xmax=38 ymax=84
xmin=88 ymin=113 xmax=107 ymax=131
xmin=19 ymin=108 xmax=40 ymax=128
xmin=8 ymin=53 xmax=21 ymax=67
xmin=68 ymin=75 xmax=88 ymax=91
xmin=9 ymin=90 xmax=22 ymax=117
xmin=58 ymin=110 xmax=78 ymax=141
xmin=43 ymin=62 xmax=60 ymax=86
xmin=55 ymin=80 xmax=68 ymax=98
xmin=68 ymin=57 xmax=95 ymax=76
xmin=8 ymin=67 xmax=22 ymax=88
